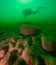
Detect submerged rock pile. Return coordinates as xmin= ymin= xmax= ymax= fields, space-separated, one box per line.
xmin=0 ymin=37 xmax=35 ymax=65
xmin=0 ymin=25 xmax=56 ymax=65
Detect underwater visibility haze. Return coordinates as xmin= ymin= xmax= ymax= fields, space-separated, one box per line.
xmin=0 ymin=0 xmax=56 ymax=65
xmin=0 ymin=0 xmax=56 ymax=22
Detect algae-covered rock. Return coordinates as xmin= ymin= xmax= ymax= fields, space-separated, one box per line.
xmin=41 ymin=32 xmax=56 ymax=52
xmin=0 ymin=50 xmax=5 ymax=59
xmin=21 ymin=47 xmax=34 ymax=65
xmin=20 ymin=26 xmax=37 ymax=36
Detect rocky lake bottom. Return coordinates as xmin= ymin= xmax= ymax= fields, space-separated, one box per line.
xmin=0 ymin=21 xmax=56 ymax=65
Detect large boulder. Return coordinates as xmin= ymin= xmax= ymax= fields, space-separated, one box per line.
xmin=41 ymin=35 xmax=56 ymax=52
xmin=20 ymin=26 xmax=38 ymax=36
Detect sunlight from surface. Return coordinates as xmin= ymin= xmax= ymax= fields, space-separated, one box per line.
xmin=19 ymin=0 xmax=31 ymax=3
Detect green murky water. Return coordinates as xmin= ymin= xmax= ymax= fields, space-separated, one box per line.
xmin=0 ymin=0 xmax=56 ymax=65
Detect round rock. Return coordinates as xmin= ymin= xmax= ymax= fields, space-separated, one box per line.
xmin=41 ymin=35 xmax=56 ymax=52
xmin=20 ymin=26 xmax=37 ymax=36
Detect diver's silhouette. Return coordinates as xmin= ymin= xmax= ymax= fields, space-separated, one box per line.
xmin=22 ymin=7 xmax=45 ymax=18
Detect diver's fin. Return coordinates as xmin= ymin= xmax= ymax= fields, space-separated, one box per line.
xmin=36 ymin=6 xmax=45 ymax=13
xmin=33 ymin=7 xmax=42 ymax=14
